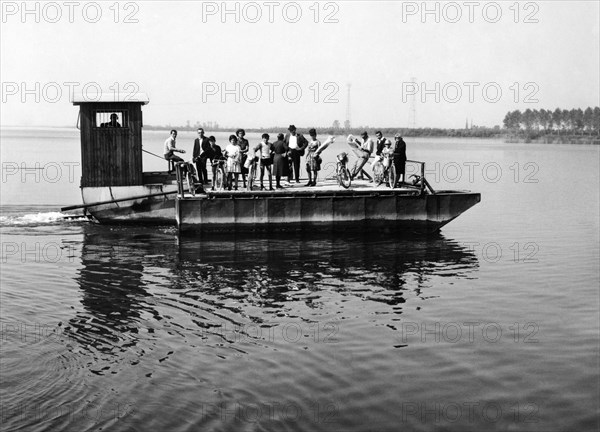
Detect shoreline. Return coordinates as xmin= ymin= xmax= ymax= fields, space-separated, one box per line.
xmin=2 ymin=125 xmax=598 ymax=145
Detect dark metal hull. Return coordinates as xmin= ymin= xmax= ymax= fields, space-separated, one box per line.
xmin=176 ymin=189 xmax=481 ymax=234
xmin=82 ymin=185 xmax=177 ymax=225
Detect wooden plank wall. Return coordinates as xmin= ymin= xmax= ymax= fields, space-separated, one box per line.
xmin=79 ymin=103 xmax=144 ymax=187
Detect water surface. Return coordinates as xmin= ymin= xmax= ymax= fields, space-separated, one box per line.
xmin=1 ymin=129 xmax=598 ymax=431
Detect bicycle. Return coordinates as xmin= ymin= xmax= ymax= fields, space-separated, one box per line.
xmin=372 ymin=152 xmax=397 ymax=188
xmin=211 ymin=159 xmax=227 ymax=191
xmin=246 ymin=156 xmax=259 ymax=191
xmin=177 ymin=160 xmax=199 ymax=197
xmin=372 ymin=157 xmax=385 ymax=185
xmin=336 ymin=152 xmax=352 ymax=189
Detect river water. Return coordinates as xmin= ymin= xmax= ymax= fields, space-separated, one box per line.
xmin=1 ymin=128 xmax=598 ymax=431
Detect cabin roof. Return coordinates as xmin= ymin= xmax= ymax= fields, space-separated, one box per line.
xmin=71 ymin=92 xmax=150 ymax=105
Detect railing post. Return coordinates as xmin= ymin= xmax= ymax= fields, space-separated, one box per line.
xmin=420 ymin=162 xmax=425 ymax=194
xmin=175 ymin=163 xmax=183 ymax=196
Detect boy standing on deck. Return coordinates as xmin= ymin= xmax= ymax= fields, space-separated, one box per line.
xmin=256 ymin=133 xmax=274 ymax=191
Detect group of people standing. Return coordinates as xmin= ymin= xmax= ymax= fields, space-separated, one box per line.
xmin=164 ymin=125 xmax=331 ymax=191
xmin=163 ymin=126 xmax=407 ymax=191
xmin=349 ymin=130 xmax=408 ymax=186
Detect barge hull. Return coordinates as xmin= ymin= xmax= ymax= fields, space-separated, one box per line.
xmin=176 ymin=191 xmax=481 ymax=234
xmin=82 ymin=185 xmax=177 ymax=224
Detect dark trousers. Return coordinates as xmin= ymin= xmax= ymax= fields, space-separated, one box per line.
xmin=196 ymin=157 xmax=209 ymax=183
xmin=165 ymin=153 xmax=183 ymax=173
xmin=351 ymin=154 xmax=371 ymax=179
xmin=165 ymin=152 xmax=184 ymax=163
xmin=289 ymin=149 xmax=302 ymax=182
xmin=393 ymin=156 xmax=406 ymax=186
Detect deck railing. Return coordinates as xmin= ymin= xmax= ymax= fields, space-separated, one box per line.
xmin=405 ymin=160 xmax=435 ymax=195
xmin=175 ymin=162 xmax=186 ymax=196
xmin=174 ymin=158 xmax=435 ymax=197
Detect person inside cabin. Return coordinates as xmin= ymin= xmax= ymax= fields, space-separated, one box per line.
xmin=164 ymin=130 xmax=185 ymax=169
xmin=392 ymin=134 xmax=407 ymax=187
xmin=193 ymin=128 xmax=211 ymax=185
xmin=236 ymin=129 xmax=249 ymax=189
xmin=224 ymin=135 xmax=241 ymax=191
xmin=101 ymin=113 xmax=121 ymax=128
xmin=271 ymin=133 xmax=289 ymax=189
xmin=351 ymin=131 xmax=374 ymax=181
xmin=256 ymin=133 xmax=273 ymax=191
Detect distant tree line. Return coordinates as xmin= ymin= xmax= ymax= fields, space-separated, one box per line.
xmin=144 ymin=123 xmax=502 ymax=138
xmin=143 ymin=107 xmax=599 ymax=144
xmin=503 ymin=107 xmax=600 ymax=135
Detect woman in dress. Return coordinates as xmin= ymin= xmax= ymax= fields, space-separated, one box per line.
xmin=271 ymin=133 xmax=289 ymax=189
xmin=305 ymin=129 xmax=321 ymax=186
xmin=224 ymin=134 xmax=241 ymax=190
xmin=236 ymin=129 xmax=249 ymax=188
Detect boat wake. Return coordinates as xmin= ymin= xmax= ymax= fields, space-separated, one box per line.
xmin=0 ymin=211 xmax=86 ymax=226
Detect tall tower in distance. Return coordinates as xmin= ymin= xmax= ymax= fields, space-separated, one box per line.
xmin=409 ymin=76 xmax=417 ymax=129
xmin=344 ymin=83 xmax=351 ymax=130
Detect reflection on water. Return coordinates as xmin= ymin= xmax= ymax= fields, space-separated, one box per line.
xmin=65 ymin=226 xmax=479 ymax=354
xmin=1 ymin=205 xmax=597 ymax=431
xmin=176 ymin=231 xmax=479 ymax=306
xmin=3 ymin=137 xmax=598 ymax=431
xmin=25 ymin=225 xmax=477 ymax=431
xmin=66 ymin=231 xmax=163 ymax=367
xmin=74 ymin=226 xmax=479 ymax=315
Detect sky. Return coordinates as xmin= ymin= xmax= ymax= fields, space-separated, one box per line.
xmin=1 ymin=0 xmax=599 ymax=129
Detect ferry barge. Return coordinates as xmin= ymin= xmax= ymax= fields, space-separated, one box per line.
xmin=62 ymin=94 xmax=480 ymax=233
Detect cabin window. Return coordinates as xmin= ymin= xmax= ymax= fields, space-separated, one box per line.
xmin=94 ymin=111 xmax=128 ymax=128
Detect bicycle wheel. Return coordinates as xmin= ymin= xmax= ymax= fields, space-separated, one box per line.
xmin=387 ymin=164 xmax=397 ymax=188
xmin=214 ymin=167 xmax=225 ymax=190
xmin=247 ymin=163 xmax=256 ymax=191
xmin=338 ymin=166 xmax=352 ymax=189
xmin=373 ymin=162 xmax=384 ymax=186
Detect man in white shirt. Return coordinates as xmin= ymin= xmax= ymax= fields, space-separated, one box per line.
xmin=284 ymin=124 xmax=308 ymax=183
xmin=164 ymin=130 xmax=185 ymax=172
xmin=351 ymin=131 xmax=374 ymax=180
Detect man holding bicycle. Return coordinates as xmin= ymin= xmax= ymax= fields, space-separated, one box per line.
xmin=207 ymin=136 xmax=225 ymax=191
xmin=193 ymin=128 xmax=211 ymax=185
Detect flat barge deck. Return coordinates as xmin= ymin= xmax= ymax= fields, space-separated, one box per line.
xmin=176 ymin=179 xmax=481 ymax=234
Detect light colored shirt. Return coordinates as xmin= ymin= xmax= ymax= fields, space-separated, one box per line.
xmin=288 ymin=135 xmax=298 ymax=150
xmin=361 ymin=137 xmax=374 ymax=154
xmin=225 ymin=143 xmax=240 ymax=160
xmin=258 ymin=142 xmax=271 ymax=159
xmin=164 ymin=136 xmax=176 ymax=155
